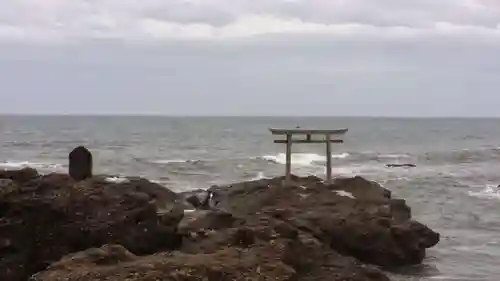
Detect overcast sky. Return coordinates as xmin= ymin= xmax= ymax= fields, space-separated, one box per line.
xmin=1 ymin=0 xmax=500 ymax=116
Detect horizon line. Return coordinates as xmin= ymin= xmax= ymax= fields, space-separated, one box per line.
xmin=1 ymin=114 xmax=500 ymax=119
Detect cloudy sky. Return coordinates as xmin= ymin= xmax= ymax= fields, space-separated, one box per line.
xmin=1 ymin=0 xmax=499 ymax=116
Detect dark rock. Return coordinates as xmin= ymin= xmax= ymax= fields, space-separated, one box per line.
xmin=181 ymin=189 xmax=219 ymax=210
xmin=180 ymin=213 xmax=391 ymax=281
xmin=19 ymin=173 xmax=75 ymax=194
xmin=390 ymin=199 xmax=412 ymax=221
xmin=68 ymin=146 xmax=93 ymax=181
xmin=206 ymin=174 xmax=439 ymax=267
xmin=92 ymin=177 xmax=178 ymax=210
xmin=0 ymin=167 xmax=39 ymax=183
xmin=179 ymin=210 xmax=243 ymax=234
xmin=185 ymin=194 xmax=202 ymax=208
xmin=231 ymin=227 xmax=256 ymax=247
xmin=32 ymin=243 xmax=299 ymax=281
xmin=33 ymin=214 xmax=390 ymax=281
xmin=176 ymin=189 xmax=204 ymax=210
xmin=158 ymin=204 xmax=184 ymax=227
xmin=0 ymin=179 xmax=17 ymax=197
xmin=0 ymin=170 xmax=437 ymax=281
xmin=0 ymin=172 xmax=181 ymax=281
xmin=46 ymin=244 xmax=137 ymax=271
xmin=332 ymin=176 xmax=392 ymax=199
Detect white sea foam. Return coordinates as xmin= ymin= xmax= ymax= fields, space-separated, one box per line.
xmin=468 ymin=184 xmax=500 ymax=200
xmin=376 ymin=153 xmax=411 ymax=159
xmin=250 ymin=171 xmax=267 ymax=181
xmin=151 ymin=159 xmax=188 ymax=164
xmin=324 ymin=164 xmax=388 ymax=178
xmin=104 ymin=176 xmax=130 ymax=183
xmin=0 ymin=161 xmax=63 ymax=170
xmin=334 ymin=190 xmax=355 ymax=199
xmin=331 ymin=153 xmax=350 ymax=159
xmin=330 ymin=166 xmax=358 ymax=177
xmin=261 ymin=152 xmax=349 ymax=166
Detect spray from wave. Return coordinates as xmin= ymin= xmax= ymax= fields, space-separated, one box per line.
xmin=249 ymin=171 xmax=267 ymax=181
xmin=376 ymin=154 xmax=411 ymax=159
xmin=104 ymin=176 xmax=130 ymax=183
xmin=150 ymin=159 xmax=190 ymax=164
xmin=260 ymin=153 xmax=349 ymax=166
xmin=0 ymin=161 xmax=64 ymax=170
xmin=468 ymin=184 xmax=500 ymax=200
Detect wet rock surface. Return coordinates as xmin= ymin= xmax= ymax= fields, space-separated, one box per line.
xmin=0 ymin=172 xmax=181 ymax=281
xmin=0 ymin=168 xmax=439 ymax=281
xmin=206 ymin=175 xmax=439 ymax=266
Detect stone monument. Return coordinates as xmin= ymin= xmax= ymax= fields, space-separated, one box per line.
xmin=68 ymin=146 xmax=93 ymax=181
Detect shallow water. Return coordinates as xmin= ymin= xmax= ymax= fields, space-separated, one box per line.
xmin=1 ymin=116 xmax=500 ymax=280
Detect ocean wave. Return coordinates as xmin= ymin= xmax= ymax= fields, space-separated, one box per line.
xmin=376 ymin=153 xmax=411 ymax=159
xmin=145 ymin=152 xmax=415 ymax=169
xmin=427 ymin=275 xmax=470 ymax=280
xmin=260 ymin=153 xmax=349 ymax=166
xmin=104 ymin=176 xmax=130 ymax=183
xmin=5 ymin=141 xmax=36 ymax=147
xmin=351 ymin=147 xmax=500 ymax=165
xmin=150 ymin=159 xmax=190 ymax=164
xmin=0 ymin=161 xmax=64 ymax=170
xmin=468 ymin=184 xmax=500 ymax=200
xmin=146 ymin=158 xmax=210 ymax=165
xmin=342 ymin=152 xmax=413 ymax=163
xmin=150 ymin=179 xmax=167 ymax=185
xmin=327 ymin=164 xmax=398 ymax=178
xmin=151 ymin=153 xmax=352 ymax=168
xmin=249 ymin=171 xmax=267 ymax=181
xmin=421 ymin=147 xmax=500 ymax=165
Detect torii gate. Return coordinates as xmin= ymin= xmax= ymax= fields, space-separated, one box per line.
xmin=269 ymin=128 xmax=348 ymax=185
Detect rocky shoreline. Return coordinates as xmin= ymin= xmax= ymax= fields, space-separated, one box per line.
xmin=0 ymin=167 xmax=440 ymax=281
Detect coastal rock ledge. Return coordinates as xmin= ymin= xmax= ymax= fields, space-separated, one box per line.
xmin=0 ymin=168 xmax=440 ymax=281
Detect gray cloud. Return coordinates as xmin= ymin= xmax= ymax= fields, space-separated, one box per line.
xmin=0 ymin=1 xmax=499 ymax=116
xmin=0 ymin=0 xmax=499 ymax=42
xmin=1 ymin=39 xmax=498 ymax=116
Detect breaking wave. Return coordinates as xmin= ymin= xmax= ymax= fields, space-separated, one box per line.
xmin=260 ymin=153 xmax=349 ymax=166
xmin=0 ymin=161 xmax=64 ymax=170
xmin=249 ymin=171 xmax=267 ymax=181
xmin=104 ymin=176 xmax=130 ymax=183
xmin=376 ymin=154 xmax=411 ymax=159
xmin=150 ymin=159 xmax=191 ymax=164
xmin=468 ymin=184 xmax=500 ymax=200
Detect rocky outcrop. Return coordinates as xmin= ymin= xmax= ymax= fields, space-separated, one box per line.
xmin=0 ymin=169 xmax=439 ymax=281
xmin=32 ymin=243 xmax=299 ymax=281
xmin=207 ymin=175 xmax=439 ymax=266
xmin=0 ymin=167 xmax=39 ymax=183
xmin=91 ymin=176 xmax=178 ymax=210
xmin=0 ymin=172 xmax=182 ymax=281
xmin=33 ymin=212 xmax=390 ymax=281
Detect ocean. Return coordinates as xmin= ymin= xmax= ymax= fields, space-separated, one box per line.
xmin=1 ymin=115 xmax=500 ymax=281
